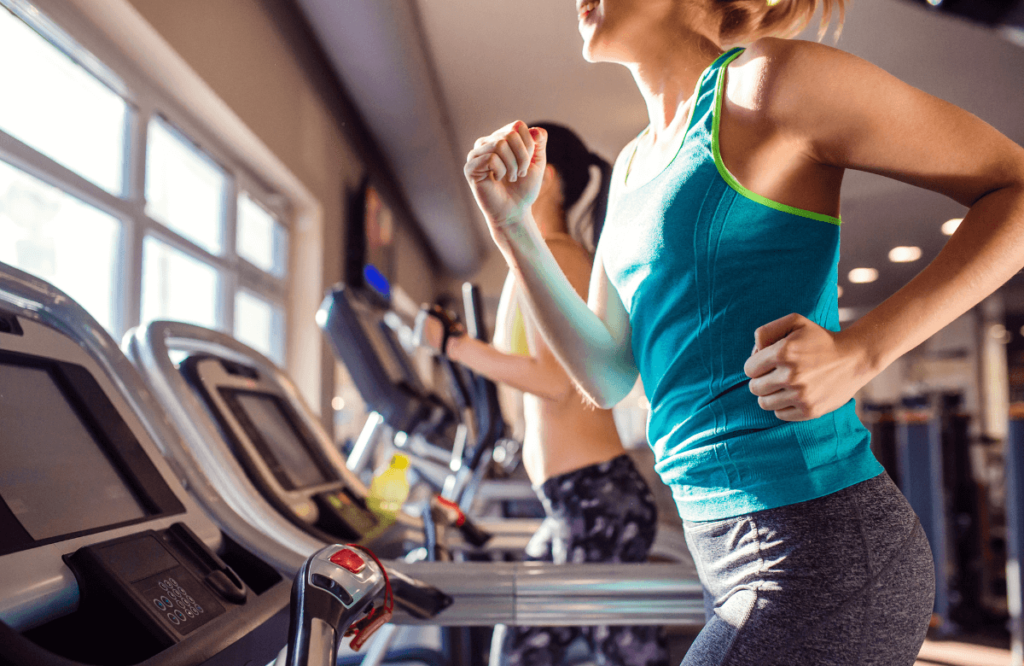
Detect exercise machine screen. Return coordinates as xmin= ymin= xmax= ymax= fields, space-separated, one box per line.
xmin=0 ymin=361 xmax=148 ymax=542
xmin=223 ymin=390 xmax=329 ymax=490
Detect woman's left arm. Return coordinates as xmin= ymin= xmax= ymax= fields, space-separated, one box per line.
xmin=744 ymin=39 xmax=1024 ymax=422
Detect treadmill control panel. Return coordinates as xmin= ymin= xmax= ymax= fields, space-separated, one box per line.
xmin=66 ymin=523 xmax=249 ymax=647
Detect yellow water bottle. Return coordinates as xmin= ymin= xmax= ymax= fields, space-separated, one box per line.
xmin=366 ymin=454 xmax=410 ymax=528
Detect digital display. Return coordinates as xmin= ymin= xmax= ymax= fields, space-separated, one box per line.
xmin=232 ymin=392 xmax=328 ymax=490
xmin=0 ymin=363 xmax=148 ymax=540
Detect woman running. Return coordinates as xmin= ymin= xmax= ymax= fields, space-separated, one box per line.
xmin=461 ymin=1 xmax=1024 ymax=664
xmin=418 ymin=123 xmax=668 ymax=666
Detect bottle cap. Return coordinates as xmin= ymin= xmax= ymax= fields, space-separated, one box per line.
xmin=390 ymin=454 xmax=410 ymax=470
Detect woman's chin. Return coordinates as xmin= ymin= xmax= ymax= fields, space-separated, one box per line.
xmin=580 ymin=34 xmax=608 ymax=63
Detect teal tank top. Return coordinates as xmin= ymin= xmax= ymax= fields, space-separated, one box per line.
xmin=599 ymin=48 xmax=883 ymax=522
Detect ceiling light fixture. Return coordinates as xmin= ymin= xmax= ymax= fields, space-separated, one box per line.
xmin=838 ymin=308 xmax=856 ymax=322
xmin=837 ymin=285 xmax=843 ymax=298
xmin=888 ymin=246 xmax=922 ymax=263
xmin=942 ymin=218 xmax=962 ymax=235
xmin=848 ymin=268 xmax=878 ymax=284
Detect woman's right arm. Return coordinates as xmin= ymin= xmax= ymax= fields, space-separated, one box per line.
xmin=464 ymin=121 xmax=638 ymax=407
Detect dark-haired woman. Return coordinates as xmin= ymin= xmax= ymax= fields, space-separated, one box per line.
xmin=462 ymin=0 xmax=1024 ymax=664
xmin=418 ymin=123 xmax=668 ymax=666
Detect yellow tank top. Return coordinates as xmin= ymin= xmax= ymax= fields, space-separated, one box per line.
xmin=508 ymin=304 xmax=529 ymax=357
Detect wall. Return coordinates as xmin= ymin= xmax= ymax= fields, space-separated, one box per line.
xmin=121 ymin=0 xmax=440 ymax=424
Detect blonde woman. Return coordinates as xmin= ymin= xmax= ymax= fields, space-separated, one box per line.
xmin=461 ymin=1 xmax=1024 ymax=663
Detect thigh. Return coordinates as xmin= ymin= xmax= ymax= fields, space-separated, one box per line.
xmin=682 ymin=474 xmax=934 ymax=666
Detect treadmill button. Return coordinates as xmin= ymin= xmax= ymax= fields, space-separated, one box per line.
xmin=310 ymin=573 xmax=354 ymax=605
xmin=329 ymin=549 xmax=365 ymax=573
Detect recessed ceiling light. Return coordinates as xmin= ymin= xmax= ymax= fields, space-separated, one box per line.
xmin=331 ymin=396 xmax=346 ymax=410
xmin=888 ymin=246 xmax=922 ymax=263
xmin=837 ymin=285 xmax=843 ymax=298
xmin=838 ymin=308 xmax=856 ymax=322
xmin=942 ymin=218 xmax=962 ymax=235
xmin=990 ymin=324 xmax=1010 ymax=344
xmin=848 ymin=268 xmax=878 ymax=284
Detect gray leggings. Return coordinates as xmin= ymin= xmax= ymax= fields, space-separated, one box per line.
xmin=681 ymin=473 xmax=934 ymax=666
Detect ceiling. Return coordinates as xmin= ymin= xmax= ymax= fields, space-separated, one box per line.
xmin=295 ymin=0 xmax=1024 ymax=312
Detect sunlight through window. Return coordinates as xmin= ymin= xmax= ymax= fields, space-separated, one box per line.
xmin=0 ymin=159 xmax=120 ymax=332
xmin=0 ymin=7 xmax=127 ymax=194
xmin=146 ymin=118 xmax=226 ymax=254
xmin=141 ymin=237 xmax=219 ymax=329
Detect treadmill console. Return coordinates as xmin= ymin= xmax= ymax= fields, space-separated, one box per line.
xmin=0 ymin=297 xmax=289 ymax=666
xmin=318 ymin=284 xmax=456 ymax=438
xmin=0 ymin=350 xmax=184 ymax=556
xmin=179 ymin=355 xmax=380 ymax=542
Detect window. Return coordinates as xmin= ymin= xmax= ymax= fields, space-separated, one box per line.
xmin=145 ymin=118 xmax=226 ymax=254
xmin=235 ymin=290 xmax=284 ymax=364
xmin=237 ymin=192 xmax=287 ymax=277
xmin=141 ymin=237 xmax=219 ymax=329
xmin=0 ymin=3 xmax=126 ymax=194
xmin=0 ymin=0 xmax=290 ymax=360
xmin=0 ymin=159 xmax=120 ymax=332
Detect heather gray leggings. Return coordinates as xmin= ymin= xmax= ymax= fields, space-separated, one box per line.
xmin=681 ymin=473 xmax=934 ymax=666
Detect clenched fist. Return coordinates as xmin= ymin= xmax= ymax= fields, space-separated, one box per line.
xmin=464 ymin=121 xmax=548 ymax=233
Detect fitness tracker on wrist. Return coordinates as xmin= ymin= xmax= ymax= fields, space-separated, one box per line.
xmin=422 ymin=304 xmax=465 ymax=358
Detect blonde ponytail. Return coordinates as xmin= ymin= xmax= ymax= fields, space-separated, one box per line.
xmin=715 ymin=0 xmax=848 ymax=45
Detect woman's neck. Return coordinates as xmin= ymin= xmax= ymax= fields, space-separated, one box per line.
xmin=623 ymin=22 xmax=723 ymax=139
xmin=533 ymin=197 xmax=568 ymax=238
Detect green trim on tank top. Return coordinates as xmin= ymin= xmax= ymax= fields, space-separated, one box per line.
xmin=710 ymin=49 xmax=843 ymax=227
xmin=622 ymin=47 xmax=744 ymax=190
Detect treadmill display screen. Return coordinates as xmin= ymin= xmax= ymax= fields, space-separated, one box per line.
xmin=0 ymin=363 xmax=149 ymax=540
xmin=231 ymin=392 xmax=328 ymax=490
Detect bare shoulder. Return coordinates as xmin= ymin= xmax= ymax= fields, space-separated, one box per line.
xmin=731 ymin=37 xmax=882 ymax=124
xmin=545 ymin=235 xmax=593 ymax=266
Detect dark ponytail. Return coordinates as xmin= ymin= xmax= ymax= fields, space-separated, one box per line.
xmin=530 ymin=121 xmax=613 ymax=253
xmin=588 ymin=154 xmax=612 ymax=250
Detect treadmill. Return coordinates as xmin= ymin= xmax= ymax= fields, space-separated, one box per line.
xmin=124 ymin=320 xmax=705 ymax=626
xmin=124 ymin=320 xmax=534 ymax=561
xmin=0 ymin=263 xmax=291 ymax=666
xmin=316 ymin=283 xmax=485 ymax=491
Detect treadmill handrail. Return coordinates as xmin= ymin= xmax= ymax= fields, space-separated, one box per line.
xmin=384 ymin=560 xmax=704 ymax=627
